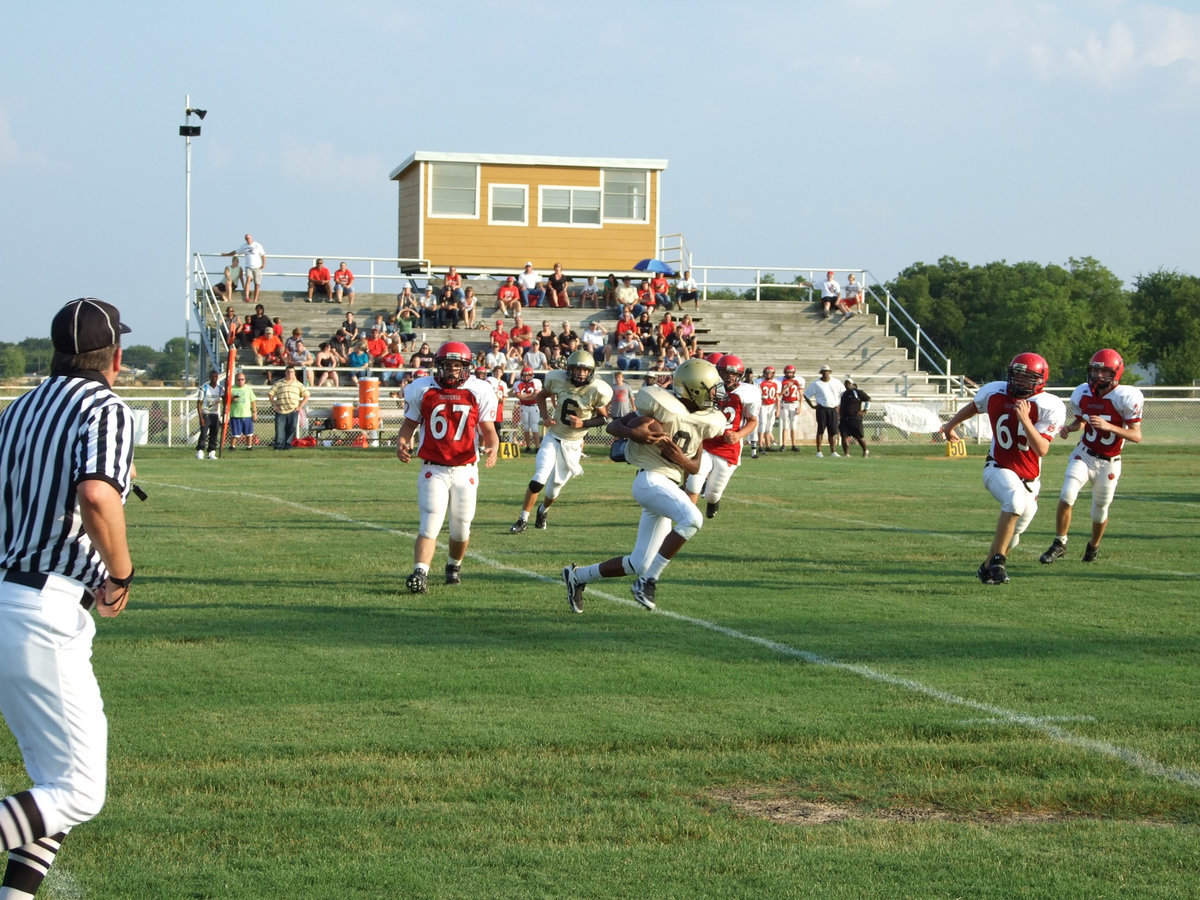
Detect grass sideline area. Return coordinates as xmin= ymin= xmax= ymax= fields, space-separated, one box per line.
xmin=16 ymin=444 xmax=1199 ymax=897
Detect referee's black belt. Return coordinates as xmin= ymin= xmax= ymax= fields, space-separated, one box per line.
xmin=2 ymin=569 xmax=48 ymax=590
xmin=1080 ymin=446 xmax=1119 ymax=462
xmin=2 ymin=569 xmax=93 ymax=608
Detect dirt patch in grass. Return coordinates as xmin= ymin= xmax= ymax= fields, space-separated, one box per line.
xmin=706 ymin=787 xmax=1152 ymax=827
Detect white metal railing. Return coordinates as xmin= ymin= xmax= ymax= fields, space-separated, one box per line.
xmin=199 ymin=253 xmax=434 ymax=296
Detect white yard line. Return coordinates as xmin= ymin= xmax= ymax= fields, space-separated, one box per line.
xmin=147 ymin=480 xmax=1200 ymax=789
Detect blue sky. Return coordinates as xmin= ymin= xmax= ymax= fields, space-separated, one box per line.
xmin=2 ymin=0 xmax=1196 ymax=348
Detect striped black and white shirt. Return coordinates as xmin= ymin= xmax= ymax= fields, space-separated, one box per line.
xmin=0 ymin=370 xmax=134 ymax=589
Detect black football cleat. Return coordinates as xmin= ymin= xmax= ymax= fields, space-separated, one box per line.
xmin=406 ymin=569 xmax=428 ymax=594
xmin=1082 ymin=542 xmax=1099 ymax=563
xmin=535 ymin=505 xmax=548 ymax=530
xmin=705 ymin=500 xmax=720 ymax=519
xmin=444 ymin=564 xmax=461 ymax=585
xmin=1039 ymin=538 xmax=1067 ymax=565
xmin=563 ymin=565 xmax=584 ymax=614
xmin=510 ymin=517 xmax=528 ymax=534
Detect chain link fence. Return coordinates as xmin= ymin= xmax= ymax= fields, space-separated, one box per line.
xmin=2 ymin=385 xmax=1197 ymax=450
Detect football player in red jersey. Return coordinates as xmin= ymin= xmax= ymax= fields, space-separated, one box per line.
xmin=396 ymin=342 xmax=499 ymax=593
xmin=513 ymin=365 xmax=543 ymax=450
xmin=755 ymin=366 xmax=781 ymax=454
xmin=940 ymin=352 xmax=1067 ymax=585
xmin=778 ymin=364 xmax=806 ymax=452
xmin=1040 ymin=349 xmax=1144 ymax=565
xmin=685 ymin=354 xmax=761 ymax=519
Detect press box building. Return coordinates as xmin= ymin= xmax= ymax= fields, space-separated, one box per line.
xmin=389 ymin=151 xmax=669 ymax=273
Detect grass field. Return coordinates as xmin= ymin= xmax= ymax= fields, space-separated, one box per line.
xmin=14 ymin=442 xmax=1200 ymax=898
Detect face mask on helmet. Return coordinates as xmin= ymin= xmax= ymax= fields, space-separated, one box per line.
xmin=565 ymin=350 xmax=595 ymax=386
xmin=434 ymin=341 xmax=472 ymax=388
xmin=717 ymin=355 xmax=744 ymax=391
xmin=1006 ymin=353 xmax=1048 ymax=399
xmin=1087 ymin=349 xmax=1124 ymax=394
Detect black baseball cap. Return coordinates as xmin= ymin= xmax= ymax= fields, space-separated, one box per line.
xmin=52 ymin=298 xmax=131 ymax=354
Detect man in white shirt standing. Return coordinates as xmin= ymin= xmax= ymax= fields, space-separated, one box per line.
xmin=224 ymin=233 xmax=267 ymax=304
xmin=804 ymin=365 xmax=844 ymax=456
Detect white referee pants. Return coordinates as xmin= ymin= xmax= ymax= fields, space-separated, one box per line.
xmin=0 ymin=576 xmax=107 ymax=837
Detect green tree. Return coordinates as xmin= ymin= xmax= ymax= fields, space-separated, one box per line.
xmin=1 ymin=345 xmax=25 ymax=378
xmin=153 ymin=337 xmax=197 ymax=383
xmin=121 ymin=344 xmax=163 ymax=375
xmin=17 ymin=337 xmax=53 ymax=375
xmin=1130 ymin=270 xmax=1200 ymax=384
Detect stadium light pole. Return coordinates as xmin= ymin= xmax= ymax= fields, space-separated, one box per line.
xmin=179 ymin=96 xmax=206 ymax=384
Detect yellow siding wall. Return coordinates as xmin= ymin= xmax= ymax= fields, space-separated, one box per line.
xmin=416 ymin=163 xmax=659 ymax=272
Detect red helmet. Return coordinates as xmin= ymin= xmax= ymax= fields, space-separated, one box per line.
xmin=520 ymin=366 xmax=535 ymax=380
xmin=474 ymin=365 xmax=488 ymax=380
xmin=783 ymin=365 xmax=796 ymax=378
xmin=1087 ymin=348 xmax=1124 ymax=395
xmin=762 ymin=365 xmax=776 ymax=379
xmin=704 ymin=351 xmax=723 ymax=366
xmin=1006 ymin=352 xmax=1049 ymax=399
xmin=415 ymin=367 xmax=429 ymax=378
xmin=434 ymin=341 xmax=472 ymax=388
xmin=716 ymin=354 xmax=744 ymax=389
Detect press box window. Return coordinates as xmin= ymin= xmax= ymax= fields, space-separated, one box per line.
xmin=489 ymin=184 xmax=528 ymax=225
xmin=602 ymin=169 xmax=649 ymax=223
xmin=540 ymin=187 xmax=601 ymax=227
xmin=429 ymin=162 xmax=478 ymax=217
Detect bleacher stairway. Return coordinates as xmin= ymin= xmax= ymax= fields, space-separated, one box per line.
xmin=232 ymin=281 xmax=929 ymax=392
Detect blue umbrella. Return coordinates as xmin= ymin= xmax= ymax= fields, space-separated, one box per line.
xmin=633 ymin=258 xmax=677 ymax=276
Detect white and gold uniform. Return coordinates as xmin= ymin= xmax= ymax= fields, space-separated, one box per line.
xmin=529 ymin=369 xmax=613 ymax=500
xmin=624 ymin=386 xmax=725 ymax=570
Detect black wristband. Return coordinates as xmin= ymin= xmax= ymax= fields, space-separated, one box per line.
xmin=583 ymin=415 xmax=607 ymax=429
xmin=108 ymin=567 xmax=135 ymax=589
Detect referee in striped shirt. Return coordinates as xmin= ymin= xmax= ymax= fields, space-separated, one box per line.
xmin=0 ymin=297 xmax=135 ymax=897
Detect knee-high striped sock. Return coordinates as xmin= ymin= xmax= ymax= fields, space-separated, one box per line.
xmin=0 ymin=794 xmax=44 ymax=854
xmin=1 ymin=831 xmax=67 ymax=899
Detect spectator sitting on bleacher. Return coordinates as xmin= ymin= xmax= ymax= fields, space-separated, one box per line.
xmin=495 ymin=276 xmax=522 ymax=317
xmin=634 ymin=279 xmax=656 ymax=317
xmin=517 ymin=262 xmax=544 ymax=307
xmin=485 ymin=340 xmax=507 ymax=372
xmin=523 ymin=344 xmax=549 ymax=372
xmin=272 ymin=317 xmax=284 ymax=338
xmin=347 ymin=342 xmax=371 ymax=383
xmin=443 ymin=266 xmax=465 ymax=301
xmin=615 ymin=276 xmax=637 ymax=314
xmin=418 ymin=285 xmax=439 ymax=328
xmin=581 ymin=320 xmax=607 ymax=359
xmin=503 ymin=344 xmax=524 ymax=385
xmin=409 ymin=342 xmax=436 ymax=370
xmin=657 ymin=312 xmax=677 ymax=352
xmin=288 ymin=340 xmax=315 ymax=385
xmin=510 ymin=314 xmax=533 ymax=352
xmin=489 ymin=320 xmax=510 ymax=351
xmin=580 ymin=276 xmax=600 ymax=309
xmin=650 ymin=273 xmax=672 ymax=310
xmin=637 ymin=312 xmax=658 ymax=355
xmin=369 ymin=314 xmax=388 ymax=336
xmin=461 ymin=286 xmax=478 ymax=329
xmin=380 ymin=339 xmax=405 ymax=385
xmin=250 ymin=304 xmax=273 ymax=338
xmin=663 ymin=345 xmax=683 ymax=371
xmin=333 ymin=261 xmax=355 ymax=305
xmin=237 ymin=315 xmax=254 ymax=349
xmin=396 ymin=307 xmax=418 ymax=350
xmin=677 ymin=314 xmax=698 ymax=356
xmin=307 ymin=258 xmax=333 ymax=302
xmin=285 ymin=327 xmax=305 ymax=356
xmin=365 ymin=328 xmax=388 ymax=362
xmin=676 ymin=269 xmax=699 ymax=310
xmin=329 ymin=328 xmax=351 ymax=361
xmin=836 ymin=273 xmax=864 ymax=318
xmin=557 ymin=320 xmax=578 ymax=348
xmin=215 ymin=258 xmax=242 ymax=303
xmin=604 ymin=273 xmax=620 ymax=309
xmin=222 ymin=306 xmax=240 ymax=342
xmin=314 ymin=342 xmax=341 ymax=387
xmin=437 ymin=285 xmax=462 ymax=328
xmin=616 ymin=333 xmax=643 ymax=371
xmin=396 ymin=285 xmax=418 ymax=315
xmin=535 ymin=319 xmax=558 ymax=360
xmin=253 ymin=330 xmax=285 ymax=380
xmin=545 ymin=262 xmax=570 ymax=309
xmin=341 ymin=311 xmax=360 ymax=342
